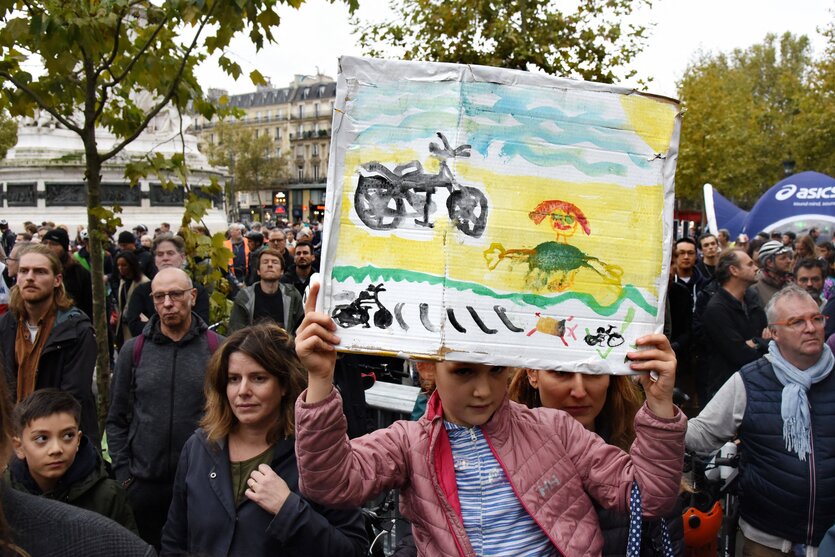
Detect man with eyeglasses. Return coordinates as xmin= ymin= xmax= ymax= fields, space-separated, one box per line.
xmin=687 ymin=284 xmax=835 ymax=556
xmin=124 ymin=234 xmax=210 ymax=336
xmin=700 ymin=248 xmax=768 ymax=405
xmin=267 ymin=228 xmax=294 ymax=271
xmin=107 ymin=267 xmax=223 ymax=548
xmin=3 ymin=241 xmax=30 ymax=288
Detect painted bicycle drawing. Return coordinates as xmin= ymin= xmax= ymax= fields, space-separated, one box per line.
xmin=331 ymin=283 xmax=393 ymax=329
xmin=354 ymin=132 xmax=489 ymax=237
xmin=583 ymin=325 xmax=625 ymax=348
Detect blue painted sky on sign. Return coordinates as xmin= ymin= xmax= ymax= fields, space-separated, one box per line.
xmin=347 ymin=80 xmax=654 ymax=177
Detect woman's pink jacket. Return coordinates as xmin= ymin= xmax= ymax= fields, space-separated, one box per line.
xmin=295 ymin=388 xmax=686 ymax=557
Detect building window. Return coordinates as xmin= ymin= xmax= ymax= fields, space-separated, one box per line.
xmin=313 ymin=164 xmax=320 ymax=182
xmin=298 ymin=105 xmax=303 ymax=119
xmin=314 ymin=103 xmax=319 ymax=117
xmin=312 ymin=144 xmax=319 ymax=156
xmin=318 ymin=85 xmax=325 ymax=97
xmin=297 ymin=124 xmax=302 ymax=136
xmin=298 ymin=168 xmax=304 ymax=182
xmin=274 ymin=128 xmax=280 ymax=140
xmin=303 ymin=87 xmax=310 ymax=99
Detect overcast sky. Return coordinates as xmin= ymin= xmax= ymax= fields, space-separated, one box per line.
xmin=194 ymin=0 xmax=834 ymax=99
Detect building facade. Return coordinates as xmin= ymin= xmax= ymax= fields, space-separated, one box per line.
xmin=192 ymin=73 xmax=336 ymax=224
xmin=0 ymin=109 xmax=227 ymax=234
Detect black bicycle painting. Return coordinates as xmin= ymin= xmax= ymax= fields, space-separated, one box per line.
xmin=354 ymin=132 xmax=489 ymax=237
xmin=331 ymin=283 xmax=393 ymax=329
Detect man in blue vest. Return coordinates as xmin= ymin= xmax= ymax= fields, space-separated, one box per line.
xmin=686 ymin=284 xmax=835 ymax=556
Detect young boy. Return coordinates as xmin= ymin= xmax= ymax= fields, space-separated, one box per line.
xmin=8 ymin=389 xmax=137 ymax=533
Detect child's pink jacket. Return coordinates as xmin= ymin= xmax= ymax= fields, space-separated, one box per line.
xmin=296 ymin=389 xmax=686 ymax=557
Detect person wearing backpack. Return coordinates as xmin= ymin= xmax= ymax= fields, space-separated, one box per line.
xmin=106 ymin=267 xmax=223 ymax=549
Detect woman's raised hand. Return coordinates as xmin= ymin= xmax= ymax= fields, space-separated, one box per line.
xmin=627 ymin=334 xmax=676 ymax=419
xmin=295 ymin=281 xmax=341 ymax=403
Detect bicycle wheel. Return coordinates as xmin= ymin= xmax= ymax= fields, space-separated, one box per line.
xmin=606 ymin=333 xmax=625 ymax=347
xmin=355 ymin=175 xmax=405 ymax=230
xmin=447 ymin=186 xmax=488 ymax=237
xmin=584 ymin=334 xmax=601 ymax=347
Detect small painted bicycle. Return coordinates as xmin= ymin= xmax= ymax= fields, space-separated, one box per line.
xmin=354 ymin=132 xmax=489 ymax=237
xmin=583 ymin=325 xmax=625 ymax=348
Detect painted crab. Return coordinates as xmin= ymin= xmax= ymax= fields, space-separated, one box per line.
xmin=528 ymin=199 xmax=591 ymax=243
xmin=484 ymin=241 xmax=623 ymax=292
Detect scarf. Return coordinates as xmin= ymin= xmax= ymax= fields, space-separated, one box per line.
xmin=14 ymin=310 xmax=57 ymax=402
xmin=766 ymin=341 xmax=834 ymax=461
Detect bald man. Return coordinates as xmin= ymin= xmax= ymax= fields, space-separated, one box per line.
xmin=107 ymin=268 xmax=223 ymax=547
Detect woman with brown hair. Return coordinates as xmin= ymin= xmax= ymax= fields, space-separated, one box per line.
xmin=794 ymin=234 xmax=817 ymax=263
xmin=160 ymin=323 xmax=367 ymax=557
xmin=509 ymin=369 xmax=685 ymax=556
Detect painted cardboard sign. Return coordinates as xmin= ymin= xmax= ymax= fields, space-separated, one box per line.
xmin=319 ymin=56 xmax=680 ymax=373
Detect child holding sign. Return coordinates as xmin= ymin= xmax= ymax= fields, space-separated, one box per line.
xmin=294 ymin=284 xmax=686 ymax=556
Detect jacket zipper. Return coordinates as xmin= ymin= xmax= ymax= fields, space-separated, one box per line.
xmin=167 ymin=350 xmax=177 ymax=478
xmin=806 ymin=412 xmax=815 ymax=546
xmin=482 ymin=430 xmax=566 ymax=557
xmin=429 ymin=418 xmax=470 ymax=557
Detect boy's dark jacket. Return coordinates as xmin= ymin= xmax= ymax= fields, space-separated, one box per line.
xmin=6 ymin=433 xmax=138 ymax=533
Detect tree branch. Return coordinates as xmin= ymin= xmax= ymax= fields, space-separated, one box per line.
xmin=95 ymin=11 xmax=124 ymax=83
xmin=100 ymin=6 xmax=215 ymax=162
xmin=104 ymin=14 xmax=170 ymax=87
xmin=0 ymin=71 xmax=81 ymax=133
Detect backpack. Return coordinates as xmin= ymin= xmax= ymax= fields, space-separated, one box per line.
xmin=131 ymin=329 xmax=221 ymax=368
xmin=125 ymin=329 xmax=221 ymax=427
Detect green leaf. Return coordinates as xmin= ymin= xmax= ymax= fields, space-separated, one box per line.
xmin=249 ymin=69 xmax=267 ymax=86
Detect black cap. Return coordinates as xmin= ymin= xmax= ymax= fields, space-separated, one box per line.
xmin=41 ymin=228 xmax=70 ymax=252
xmin=118 ymin=231 xmax=136 ymax=245
xmin=245 ymin=231 xmax=264 ymax=242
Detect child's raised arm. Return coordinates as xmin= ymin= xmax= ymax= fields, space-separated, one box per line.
xmin=627 ymin=334 xmax=676 ymax=419
xmin=295 ymin=282 xmax=341 ymax=403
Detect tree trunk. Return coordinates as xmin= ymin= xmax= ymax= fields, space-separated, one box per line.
xmin=82 ymin=133 xmax=112 ymax=434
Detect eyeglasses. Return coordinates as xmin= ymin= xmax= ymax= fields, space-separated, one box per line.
xmin=151 ymin=289 xmax=190 ymax=304
xmin=769 ymin=314 xmax=827 ymax=331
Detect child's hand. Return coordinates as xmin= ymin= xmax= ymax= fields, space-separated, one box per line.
xmin=628 ymin=334 xmax=676 ymax=419
xmin=246 ymin=464 xmax=291 ymax=515
xmin=295 ymin=281 xmax=340 ymax=403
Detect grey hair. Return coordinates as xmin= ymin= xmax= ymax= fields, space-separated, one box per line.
xmin=765 ymin=284 xmax=815 ymax=325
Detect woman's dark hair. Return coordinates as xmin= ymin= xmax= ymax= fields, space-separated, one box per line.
xmin=201 ymin=323 xmax=307 ymax=445
xmin=115 ymin=250 xmax=142 ymax=281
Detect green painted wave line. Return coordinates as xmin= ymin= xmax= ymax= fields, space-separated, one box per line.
xmin=331 ymin=265 xmax=657 ymax=317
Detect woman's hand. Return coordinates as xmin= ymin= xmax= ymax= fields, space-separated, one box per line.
xmin=295 ymin=281 xmax=340 ymax=403
xmin=245 ymin=464 xmax=291 ymax=515
xmin=628 ymin=333 xmax=676 ymax=419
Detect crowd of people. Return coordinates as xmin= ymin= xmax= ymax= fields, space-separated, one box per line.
xmin=0 ymin=216 xmax=833 ymax=557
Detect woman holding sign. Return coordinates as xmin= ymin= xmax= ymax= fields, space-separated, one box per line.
xmin=510 ymin=369 xmax=686 ymax=556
